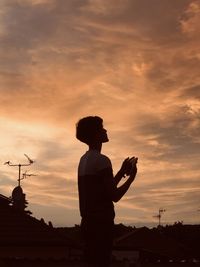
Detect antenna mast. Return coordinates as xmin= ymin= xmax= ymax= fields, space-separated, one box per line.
xmin=153 ymin=208 xmax=166 ymax=226
xmin=4 ymin=154 xmax=35 ymax=186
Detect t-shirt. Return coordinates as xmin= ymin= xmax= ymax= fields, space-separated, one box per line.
xmin=78 ymin=150 xmax=115 ymax=220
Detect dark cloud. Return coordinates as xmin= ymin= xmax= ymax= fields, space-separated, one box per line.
xmin=0 ymin=0 xmax=89 ymax=76
xmin=82 ymin=0 xmax=191 ymax=43
xmin=1 ymin=0 xmax=85 ymax=47
xmin=181 ymin=85 xmax=200 ymax=99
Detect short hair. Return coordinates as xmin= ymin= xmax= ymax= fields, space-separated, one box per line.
xmin=76 ymin=116 xmax=103 ymax=145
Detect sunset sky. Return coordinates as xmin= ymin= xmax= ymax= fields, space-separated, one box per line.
xmin=0 ymin=0 xmax=200 ymax=227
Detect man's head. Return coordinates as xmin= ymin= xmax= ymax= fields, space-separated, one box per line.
xmin=76 ymin=116 xmax=108 ymax=145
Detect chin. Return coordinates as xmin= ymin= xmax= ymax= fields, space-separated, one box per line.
xmin=103 ymin=137 xmax=109 ymax=143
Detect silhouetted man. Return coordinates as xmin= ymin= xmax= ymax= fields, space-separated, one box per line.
xmin=76 ymin=116 xmax=138 ymax=267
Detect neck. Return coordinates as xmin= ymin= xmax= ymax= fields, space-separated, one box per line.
xmin=89 ymin=143 xmax=102 ymax=152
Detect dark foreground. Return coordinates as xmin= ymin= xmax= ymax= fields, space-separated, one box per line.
xmin=0 ymin=259 xmax=199 ymax=267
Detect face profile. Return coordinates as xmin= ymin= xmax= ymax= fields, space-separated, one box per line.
xmin=76 ymin=116 xmax=109 ymax=146
xmin=99 ymin=127 xmax=109 ymax=143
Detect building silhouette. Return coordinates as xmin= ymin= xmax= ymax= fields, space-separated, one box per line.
xmin=0 ymin=188 xmax=81 ymax=266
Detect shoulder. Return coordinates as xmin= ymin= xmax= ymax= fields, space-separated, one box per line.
xmin=96 ymin=153 xmax=112 ymax=171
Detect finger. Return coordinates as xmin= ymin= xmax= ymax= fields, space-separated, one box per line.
xmin=129 ymin=156 xmax=135 ymax=161
xmin=133 ymin=158 xmax=138 ymax=164
xmin=130 ymin=157 xmax=138 ymax=162
xmin=123 ymin=157 xmax=129 ymax=163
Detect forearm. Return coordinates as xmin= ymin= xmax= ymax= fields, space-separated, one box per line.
xmin=112 ymin=167 xmax=137 ymax=202
xmin=112 ymin=176 xmax=135 ymax=202
xmin=113 ymin=170 xmax=124 ymax=186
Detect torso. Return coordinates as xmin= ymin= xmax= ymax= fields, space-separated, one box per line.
xmin=78 ymin=150 xmax=115 ymax=220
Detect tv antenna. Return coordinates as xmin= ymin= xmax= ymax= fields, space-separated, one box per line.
xmin=22 ymin=170 xmax=37 ymax=181
xmin=4 ymin=154 xmax=35 ymax=186
xmin=153 ymin=208 xmax=166 ymax=226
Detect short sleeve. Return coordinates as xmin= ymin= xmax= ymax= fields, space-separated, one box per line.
xmin=96 ymin=154 xmax=112 ymax=172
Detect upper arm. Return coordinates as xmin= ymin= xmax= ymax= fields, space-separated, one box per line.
xmin=97 ymin=156 xmax=117 ymax=202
